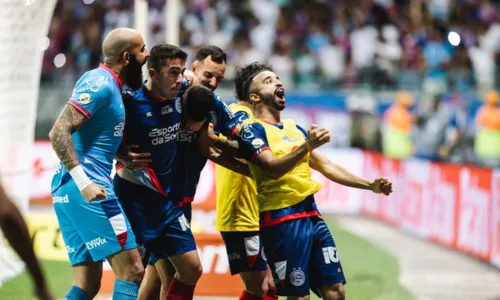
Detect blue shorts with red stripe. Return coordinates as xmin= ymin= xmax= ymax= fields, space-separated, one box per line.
xmin=52 ymin=178 xmax=137 ymax=266
xmin=260 ymin=195 xmax=346 ymax=296
xmin=113 ymin=176 xmax=196 ymax=266
xmin=147 ymin=202 xmax=193 ymax=266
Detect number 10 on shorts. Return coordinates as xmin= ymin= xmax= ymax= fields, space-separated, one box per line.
xmin=322 ymin=247 xmax=339 ymax=264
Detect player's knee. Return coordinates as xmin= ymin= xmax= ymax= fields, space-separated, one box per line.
xmin=241 ymin=273 xmax=268 ymax=296
xmin=191 ymin=262 xmax=203 ymax=280
xmin=187 ymin=261 xmax=203 ymax=282
xmin=175 ymin=260 xmax=202 ymax=285
xmin=125 ymin=260 xmax=145 ymax=283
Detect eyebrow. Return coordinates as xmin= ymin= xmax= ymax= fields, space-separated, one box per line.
xmin=262 ymin=76 xmax=271 ymax=83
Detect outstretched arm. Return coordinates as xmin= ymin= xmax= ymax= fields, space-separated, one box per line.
xmin=309 ymin=149 xmax=392 ymax=195
xmin=0 ymin=182 xmax=54 ymax=300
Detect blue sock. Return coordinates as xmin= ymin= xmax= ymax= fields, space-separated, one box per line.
xmin=113 ymin=278 xmax=140 ymax=300
xmin=63 ymin=285 xmax=88 ymax=300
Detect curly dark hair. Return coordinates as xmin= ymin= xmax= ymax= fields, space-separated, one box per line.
xmin=235 ymin=62 xmax=273 ymax=102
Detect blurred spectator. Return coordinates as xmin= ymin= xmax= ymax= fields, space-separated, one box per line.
xmin=349 ymin=95 xmax=382 ymax=152
xmin=413 ymin=95 xmax=463 ymax=162
xmin=382 ymin=91 xmax=413 ymax=159
xmin=474 ymin=90 xmax=500 ymax=168
xmin=40 ymin=0 xmax=500 ymax=92
xmin=422 ymin=23 xmax=451 ymax=95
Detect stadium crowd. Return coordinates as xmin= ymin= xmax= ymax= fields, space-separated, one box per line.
xmin=41 ymin=0 xmax=500 ymax=93
xmin=37 ymin=0 xmax=500 ymax=168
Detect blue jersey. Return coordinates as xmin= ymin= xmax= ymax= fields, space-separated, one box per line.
xmin=51 ymin=64 xmax=125 ymax=196
xmin=173 ymin=108 xmax=249 ymax=206
xmin=116 ymin=79 xmax=190 ymax=196
xmin=118 ymin=83 xmax=237 ymax=199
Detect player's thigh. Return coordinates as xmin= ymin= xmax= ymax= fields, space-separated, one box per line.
xmin=260 ymin=218 xmax=314 ymax=297
xmin=153 ymin=257 xmax=175 ymax=287
xmin=309 ymin=219 xmax=346 ymax=298
xmin=59 ymin=180 xmax=138 ymax=263
xmin=138 ymin=264 xmax=162 ymax=300
xmin=53 ymin=184 xmax=94 ymax=266
xmin=220 ymin=231 xmax=268 ymax=276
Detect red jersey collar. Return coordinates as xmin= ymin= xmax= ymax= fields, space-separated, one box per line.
xmin=99 ymin=63 xmax=123 ymax=90
xmin=144 ymin=86 xmax=170 ymax=103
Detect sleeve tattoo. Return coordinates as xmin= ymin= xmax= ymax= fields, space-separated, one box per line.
xmin=49 ymin=104 xmax=89 ymax=171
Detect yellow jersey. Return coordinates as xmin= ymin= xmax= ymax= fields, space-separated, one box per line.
xmin=237 ymin=118 xmax=322 ymax=213
xmin=215 ymin=103 xmax=259 ymax=232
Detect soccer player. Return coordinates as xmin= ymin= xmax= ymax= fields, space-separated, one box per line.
xmin=49 ymin=28 xmax=149 ymax=300
xmin=0 ymin=180 xmax=54 ymax=300
xmin=114 ymin=44 xmax=242 ymax=300
xmin=235 ymin=64 xmax=393 ymax=300
xmin=138 ymin=45 xmax=245 ymax=299
xmin=215 ymin=63 xmax=277 ymax=300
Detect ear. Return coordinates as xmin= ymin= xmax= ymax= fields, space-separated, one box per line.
xmin=148 ymin=68 xmax=156 ymax=80
xmin=190 ymin=61 xmax=197 ymax=73
xmin=249 ymin=93 xmax=260 ymax=104
xmin=122 ymin=52 xmax=130 ymax=65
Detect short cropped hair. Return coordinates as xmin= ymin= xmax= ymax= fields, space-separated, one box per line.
xmin=195 ymin=45 xmax=227 ymax=64
xmin=147 ymin=44 xmax=188 ymax=71
xmin=182 ymin=85 xmax=214 ymax=121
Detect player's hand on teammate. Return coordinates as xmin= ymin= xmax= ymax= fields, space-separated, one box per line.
xmin=118 ymin=144 xmax=152 ymax=170
xmin=370 ymin=177 xmax=393 ymax=196
xmin=81 ymin=183 xmax=108 ymax=202
xmin=198 ymin=123 xmax=219 ymax=146
xmin=306 ymin=124 xmax=331 ymax=150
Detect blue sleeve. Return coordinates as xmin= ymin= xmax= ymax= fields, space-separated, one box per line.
xmin=68 ymin=74 xmax=110 ymax=118
xmin=236 ymin=123 xmax=270 ymax=161
xmin=211 ymin=94 xmax=237 ymax=137
xmin=229 ymin=110 xmax=252 ymax=137
xmin=296 ymin=125 xmax=308 ymax=139
xmin=176 ymin=77 xmax=191 ymax=97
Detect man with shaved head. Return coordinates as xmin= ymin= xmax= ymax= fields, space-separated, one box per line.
xmin=49 ymin=28 xmax=149 ymax=300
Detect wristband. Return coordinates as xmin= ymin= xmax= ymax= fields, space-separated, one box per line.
xmin=69 ymin=165 xmax=92 ymax=191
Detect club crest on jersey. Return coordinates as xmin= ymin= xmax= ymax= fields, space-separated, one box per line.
xmin=252 ymin=138 xmax=264 ymax=148
xmin=79 ymin=93 xmax=91 ymax=104
xmin=175 ymin=97 xmax=182 ymax=113
xmin=162 ymin=105 xmax=173 ymax=115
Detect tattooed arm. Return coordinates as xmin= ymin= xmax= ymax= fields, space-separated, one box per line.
xmin=49 ymin=104 xmax=107 ymax=202
xmin=48 ymin=104 xmax=87 ymax=171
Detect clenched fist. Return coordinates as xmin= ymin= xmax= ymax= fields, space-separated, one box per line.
xmin=370 ymin=177 xmax=393 ymax=196
xmin=306 ymin=124 xmax=331 ymax=151
xmin=81 ymin=183 xmax=108 ymax=202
